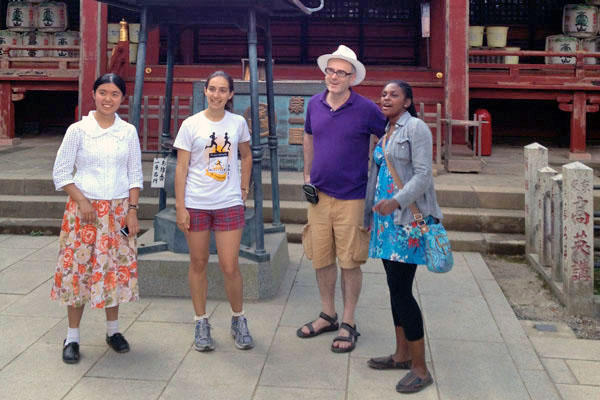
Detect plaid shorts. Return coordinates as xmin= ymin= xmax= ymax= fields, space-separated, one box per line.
xmin=187 ymin=205 xmax=245 ymax=232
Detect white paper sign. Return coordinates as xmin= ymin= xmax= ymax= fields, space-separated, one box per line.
xmin=421 ymin=3 xmax=431 ymax=38
xmin=151 ymin=157 xmax=166 ymax=188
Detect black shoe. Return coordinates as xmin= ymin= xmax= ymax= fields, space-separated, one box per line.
xmin=106 ymin=333 xmax=130 ymax=353
xmin=62 ymin=340 xmax=80 ymax=364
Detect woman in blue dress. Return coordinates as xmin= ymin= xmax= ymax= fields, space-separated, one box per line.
xmin=363 ymin=80 xmax=443 ymax=394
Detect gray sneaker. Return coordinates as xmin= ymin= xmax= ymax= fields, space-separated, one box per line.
xmin=231 ymin=315 xmax=254 ymax=350
xmin=194 ymin=318 xmax=215 ymax=352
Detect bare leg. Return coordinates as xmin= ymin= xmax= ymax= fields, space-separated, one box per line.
xmin=214 ymin=229 xmax=244 ymax=313
xmin=407 ymin=338 xmax=428 ymax=378
xmin=300 ymin=263 xmax=337 ymax=335
xmin=67 ymin=305 xmax=84 ymax=328
xmin=333 ymin=266 xmax=362 ymax=350
xmin=105 ymin=305 xmax=119 ymax=321
xmin=392 ymin=326 xmax=411 ymax=362
xmin=186 ymin=231 xmax=211 ymax=316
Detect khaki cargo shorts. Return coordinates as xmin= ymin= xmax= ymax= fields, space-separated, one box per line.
xmin=302 ymin=191 xmax=370 ymax=269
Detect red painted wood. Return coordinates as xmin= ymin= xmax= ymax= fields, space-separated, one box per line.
xmin=445 ymin=0 xmax=468 ymax=144
xmin=99 ymin=4 xmax=108 ymax=74
xmin=0 ymin=83 xmax=14 ymax=139
xmin=79 ymin=0 xmax=100 ymax=119
xmin=147 ymin=27 xmax=160 ymax=65
xmin=570 ymin=92 xmax=587 ymax=153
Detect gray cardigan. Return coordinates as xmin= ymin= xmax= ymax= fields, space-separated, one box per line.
xmin=364 ymin=112 xmax=443 ymax=228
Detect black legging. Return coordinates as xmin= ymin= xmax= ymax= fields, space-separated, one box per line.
xmin=382 ymin=259 xmax=424 ymax=342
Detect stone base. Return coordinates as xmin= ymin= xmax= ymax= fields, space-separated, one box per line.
xmin=568 ymin=152 xmax=592 ymax=161
xmin=138 ymin=232 xmax=289 ymax=300
xmin=0 ymin=137 xmax=21 ymax=147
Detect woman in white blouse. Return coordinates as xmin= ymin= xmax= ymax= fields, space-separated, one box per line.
xmin=51 ymin=73 xmax=143 ymax=364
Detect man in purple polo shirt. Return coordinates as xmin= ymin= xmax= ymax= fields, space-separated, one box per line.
xmin=297 ymin=45 xmax=386 ymax=353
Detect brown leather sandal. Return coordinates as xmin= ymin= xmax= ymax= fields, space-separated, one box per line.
xmin=331 ymin=322 xmax=361 ymax=353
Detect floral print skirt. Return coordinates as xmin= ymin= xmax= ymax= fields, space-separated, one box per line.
xmin=50 ymin=197 xmax=138 ymax=308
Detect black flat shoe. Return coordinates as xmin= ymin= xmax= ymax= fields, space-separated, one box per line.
xmin=62 ymin=340 xmax=80 ymax=364
xmin=106 ymin=333 xmax=130 ymax=353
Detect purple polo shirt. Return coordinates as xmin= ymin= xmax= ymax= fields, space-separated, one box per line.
xmin=305 ymin=89 xmax=386 ymax=200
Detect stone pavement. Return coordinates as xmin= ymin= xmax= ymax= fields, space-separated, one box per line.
xmin=1 ymin=233 xmax=599 ymax=400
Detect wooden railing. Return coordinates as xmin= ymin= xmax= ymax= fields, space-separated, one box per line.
xmin=0 ymin=45 xmax=79 ymax=78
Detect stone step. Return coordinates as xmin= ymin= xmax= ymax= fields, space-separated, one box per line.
xmin=0 ymin=217 xmax=154 ymax=235
xmin=0 ymin=177 xmax=529 ymax=210
xmin=0 ymin=195 xmax=523 ymax=234
xmin=283 ymin=223 xmax=524 ymax=255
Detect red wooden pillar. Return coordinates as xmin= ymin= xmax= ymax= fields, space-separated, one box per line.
xmin=0 ymin=82 xmax=15 ymax=144
xmin=79 ymin=0 xmax=106 ymax=119
xmin=558 ymin=92 xmax=597 ymax=160
xmin=445 ymin=0 xmax=469 ymax=144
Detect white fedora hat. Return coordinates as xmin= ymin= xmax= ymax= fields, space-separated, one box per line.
xmin=317 ymin=44 xmax=366 ymax=86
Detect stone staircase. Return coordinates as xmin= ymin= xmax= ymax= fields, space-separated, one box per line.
xmin=0 ymin=176 xmax=526 ymax=255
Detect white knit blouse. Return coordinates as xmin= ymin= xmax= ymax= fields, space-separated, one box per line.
xmin=53 ymin=112 xmax=144 ymax=200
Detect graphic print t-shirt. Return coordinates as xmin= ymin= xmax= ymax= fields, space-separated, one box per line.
xmin=173 ymin=111 xmax=251 ymax=210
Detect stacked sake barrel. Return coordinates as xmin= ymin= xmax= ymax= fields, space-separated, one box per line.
xmin=3 ymin=1 xmax=79 ymax=59
xmin=546 ymin=3 xmax=600 ymax=65
xmin=107 ymin=21 xmax=140 ymax=64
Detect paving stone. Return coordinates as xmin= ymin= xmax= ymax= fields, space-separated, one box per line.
xmin=349 ymin=306 xmax=395 ymax=359
xmin=40 ymin=317 xmax=135 ymax=347
xmin=287 ymin=243 xmax=304 ymax=266
xmin=0 ymin=260 xmax=53 ymax=294
xmin=21 ymin=241 xmax=59 ymax=262
xmin=530 ymin=337 xmax=600 ymax=361
xmin=0 ymin=235 xmax=58 ymax=249
xmin=0 ymin=342 xmax=105 ymax=400
xmin=362 ymin=258 xmax=386 ymax=274
xmin=430 ymin=339 xmax=530 ymax=400
xmin=3 ymin=281 xmax=78 ymax=318
xmin=521 ymin=320 xmax=577 ymax=339
xmin=261 ymin=262 xmax=298 ymax=306
xmin=519 ymin=369 xmax=561 ymax=400
xmin=160 ymin=350 xmax=265 ymax=400
xmin=294 ymin=262 xmax=318 ymax=286
xmin=208 ymin=302 xmax=284 ymax=354
xmin=0 ymin=315 xmax=62 ymax=369
xmin=556 ymin=384 xmax=600 ymax=400
xmin=347 ymin=356 xmax=438 ymax=400
xmin=462 ymin=251 xmax=496 ymax=282
xmin=87 ymin=321 xmax=191 ymax=381
xmin=565 ymin=359 xmax=600 ymax=385
xmin=63 ymin=377 xmax=166 ymax=400
xmin=259 ymin=326 xmax=348 ymax=390
xmin=507 ymin=342 xmax=544 ymax=371
xmin=137 ymin=297 xmax=218 ymax=324
xmin=254 ymin=387 xmax=345 ymax=400
xmin=416 ymin=259 xmax=482 ymax=298
xmin=359 ymin=272 xmax=391 ymax=310
xmin=0 ymin=247 xmax=35 ymax=272
xmin=541 ymin=358 xmax=578 ymax=384
xmin=420 ymin=294 xmax=503 ymax=343
xmin=0 ymin=234 xmax=12 ymax=242
xmin=0 ymin=293 xmax=21 ymax=311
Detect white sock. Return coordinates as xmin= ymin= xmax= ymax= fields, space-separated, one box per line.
xmin=232 ymin=310 xmax=245 ymax=318
xmin=194 ymin=314 xmax=209 ymax=321
xmin=106 ymin=320 xmax=119 ymax=337
xmin=65 ymin=327 xmax=80 ymax=345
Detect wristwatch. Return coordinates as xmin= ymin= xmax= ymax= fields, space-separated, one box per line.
xmin=128 ymin=204 xmax=139 ymax=211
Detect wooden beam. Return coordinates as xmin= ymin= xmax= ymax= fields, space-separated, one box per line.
xmin=79 ymin=0 xmax=102 ymax=119
xmin=0 ymin=82 xmax=15 ymax=140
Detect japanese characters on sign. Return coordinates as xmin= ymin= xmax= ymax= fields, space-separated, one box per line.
xmin=151 ymin=157 xmax=167 ymax=188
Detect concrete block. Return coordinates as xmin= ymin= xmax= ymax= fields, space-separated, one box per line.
xmin=0 ymin=294 xmax=21 ymax=311
xmin=541 ymin=358 xmax=577 ymax=384
xmin=0 ymin=247 xmax=37 ymax=272
xmin=507 ymin=342 xmax=544 ymax=371
xmin=519 ymin=369 xmax=561 ymax=400
xmin=63 ymin=377 xmax=166 ymax=400
xmin=349 ymin=307 xmax=396 ymax=359
xmin=520 ymin=320 xmax=576 ymax=339
xmin=524 ymin=142 xmax=548 ymax=255
xmin=254 ymin=387 xmax=345 ymax=400
xmin=565 ymin=359 xmax=600 ymax=385
xmin=279 ymin=282 xmax=342 ymax=328
xmin=137 ymin=297 xmax=218 ymax=324
xmin=556 ymin=384 xmax=600 ymax=400
xmin=138 ymin=232 xmax=289 ymax=300
xmin=530 ymin=337 xmax=600 ymax=360
xmin=359 ymin=272 xmax=392 ymax=310
xmin=430 ymin=339 xmax=530 ymax=400
xmin=259 ymin=326 xmax=348 ymax=390
xmin=21 ymin=241 xmax=59 ymax=261
xmin=87 ymin=321 xmax=191 ymax=381
xmin=462 ymin=251 xmax=495 ymax=281
xmin=0 ymin=234 xmax=57 ymax=249
xmin=416 ymin=260 xmax=481 ymax=298
xmin=474 ymin=185 xmax=524 ymax=210
xmin=0 ymin=260 xmax=53 ymax=294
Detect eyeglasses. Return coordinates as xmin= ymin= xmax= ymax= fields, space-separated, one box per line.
xmin=324 ymin=67 xmax=353 ymax=78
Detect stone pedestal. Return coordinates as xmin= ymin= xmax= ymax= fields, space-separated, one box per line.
xmin=551 ymin=174 xmax=563 ymax=282
xmin=138 ymin=231 xmax=289 ymax=300
xmin=524 ymin=143 xmax=548 ymax=255
xmin=536 ymin=166 xmax=557 ymax=267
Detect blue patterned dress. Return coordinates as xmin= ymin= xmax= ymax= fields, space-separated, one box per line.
xmin=368 ymin=143 xmax=435 ymax=264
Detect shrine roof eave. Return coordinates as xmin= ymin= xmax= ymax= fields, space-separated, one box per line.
xmin=97 ymin=0 xmax=321 ymax=15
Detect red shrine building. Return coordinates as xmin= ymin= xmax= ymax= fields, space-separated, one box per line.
xmin=1 ymin=0 xmax=599 ymax=161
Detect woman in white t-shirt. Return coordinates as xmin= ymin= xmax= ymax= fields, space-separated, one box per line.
xmin=51 ymin=73 xmax=143 ymax=364
xmin=174 ymin=71 xmax=253 ymax=351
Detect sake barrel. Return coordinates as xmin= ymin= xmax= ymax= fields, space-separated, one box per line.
xmin=563 ymin=4 xmax=598 ymax=38
xmin=53 ymin=30 xmax=79 ymax=57
xmin=0 ymin=30 xmax=22 ymax=57
xmin=504 ymin=47 xmax=520 ymax=64
xmin=36 ymin=1 xmax=68 ymax=32
xmin=6 ymin=1 xmax=36 ymax=32
xmin=582 ymin=36 xmax=600 ymax=64
xmin=469 ymin=26 xmax=484 ymax=47
xmin=129 ymin=23 xmax=140 ymax=43
xmin=129 ymin=43 xmax=138 ymax=64
xmin=586 ymin=0 xmax=600 ymax=6
xmin=21 ymin=30 xmax=51 ymax=57
xmin=107 ymin=24 xmax=120 ymax=44
xmin=486 ymin=26 xmax=509 ymax=47
xmin=545 ymin=35 xmax=580 ymax=64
